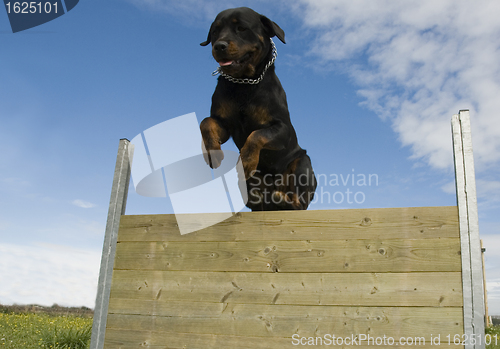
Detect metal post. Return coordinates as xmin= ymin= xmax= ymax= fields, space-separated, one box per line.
xmin=452 ymin=110 xmax=485 ymax=349
xmin=90 ymin=139 xmax=132 ymax=349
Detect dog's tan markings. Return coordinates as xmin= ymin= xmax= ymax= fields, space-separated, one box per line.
xmin=217 ymin=101 xmax=235 ymax=120
xmin=201 ymin=117 xmax=228 ymax=145
xmin=283 ymin=157 xmax=307 ymax=209
xmin=271 ymin=157 xmax=305 ymax=209
xmin=241 ymin=43 xmax=257 ymax=52
xmin=200 ymin=117 xmax=228 ymax=168
xmin=258 ymin=35 xmax=264 ymax=43
xmin=240 ymin=130 xmax=270 ymax=179
xmin=243 ymin=64 xmax=256 ymax=77
xmin=227 ymin=42 xmax=239 ymax=56
xmin=249 ymin=105 xmax=272 ymax=126
xmin=248 ymin=44 xmax=263 ymax=75
xmin=274 ymin=157 xmax=300 ymax=192
xmin=272 ymin=191 xmax=301 ymax=209
xmin=287 ymin=157 xmax=301 ymax=175
xmin=232 ymin=18 xmax=238 ymax=24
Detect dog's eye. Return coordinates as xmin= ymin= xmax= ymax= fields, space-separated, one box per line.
xmin=237 ymin=26 xmax=247 ymax=32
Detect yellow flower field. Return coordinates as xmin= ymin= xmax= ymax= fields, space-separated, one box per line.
xmin=0 ymin=312 xmax=92 ymax=349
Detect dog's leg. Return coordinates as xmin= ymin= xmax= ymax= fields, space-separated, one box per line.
xmin=244 ymin=172 xmax=266 ymax=211
xmin=273 ymin=154 xmax=317 ymax=210
xmin=293 ymin=154 xmax=317 ymax=209
xmin=240 ymin=121 xmax=289 ymax=179
xmin=200 ymin=117 xmax=230 ymax=168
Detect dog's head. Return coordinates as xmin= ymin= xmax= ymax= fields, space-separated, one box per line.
xmin=201 ymin=7 xmax=285 ymax=78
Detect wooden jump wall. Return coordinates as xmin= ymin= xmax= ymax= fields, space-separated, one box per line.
xmin=102 ymin=206 xmax=463 ymax=348
xmin=90 ymin=110 xmax=485 ymax=349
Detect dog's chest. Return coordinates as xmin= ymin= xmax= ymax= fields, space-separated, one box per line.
xmin=231 ymin=103 xmax=272 ymax=148
xmin=216 ymin=94 xmax=272 ymax=126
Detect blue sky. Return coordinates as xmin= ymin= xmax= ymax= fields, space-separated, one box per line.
xmin=1 ymin=0 xmax=499 ymax=314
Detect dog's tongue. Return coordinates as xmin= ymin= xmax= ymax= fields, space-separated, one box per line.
xmin=219 ymin=61 xmax=233 ymax=66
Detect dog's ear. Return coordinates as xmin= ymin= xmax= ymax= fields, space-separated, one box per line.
xmin=260 ymin=15 xmax=285 ymax=44
xmin=200 ymin=22 xmax=213 ymax=46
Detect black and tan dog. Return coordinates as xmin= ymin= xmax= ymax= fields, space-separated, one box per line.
xmin=200 ymin=7 xmax=316 ymax=211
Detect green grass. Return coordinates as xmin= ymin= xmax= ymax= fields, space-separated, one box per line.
xmin=0 ymin=312 xmax=92 ymax=349
xmin=487 ymin=325 xmax=500 ymax=349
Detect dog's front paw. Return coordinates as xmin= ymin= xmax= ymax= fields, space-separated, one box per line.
xmin=272 ymin=190 xmax=302 ymax=209
xmin=203 ymin=149 xmax=224 ymax=168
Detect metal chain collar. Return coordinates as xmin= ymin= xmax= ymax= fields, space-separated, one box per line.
xmin=212 ymin=38 xmax=277 ymax=85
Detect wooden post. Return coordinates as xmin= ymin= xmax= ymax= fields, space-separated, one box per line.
xmin=481 ymin=240 xmax=490 ymax=328
xmin=90 ymin=139 xmax=132 ymax=349
xmin=452 ymin=110 xmax=485 ymax=349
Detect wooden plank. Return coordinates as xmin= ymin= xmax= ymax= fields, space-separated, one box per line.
xmin=105 ymin=305 xmax=463 ymax=340
xmin=113 ymin=238 xmax=461 ymax=273
xmin=109 ymin=271 xmax=463 ymax=307
xmin=103 ymin=329 xmax=291 ymax=349
xmin=117 ymin=206 xmax=459 ymax=242
xmin=103 ymin=328 xmax=460 ymax=348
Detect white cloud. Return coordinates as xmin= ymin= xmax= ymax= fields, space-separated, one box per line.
xmin=0 ymin=243 xmax=101 ymax=308
xmin=489 ymin=279 xmax=500 ymax=316
xmin=293 ymin=0 xmax=500 ymax=172
xmin=488 ymin=281 xmax=500 ymax=299
xmin=71 ymin=199 xmax=96 ymax=209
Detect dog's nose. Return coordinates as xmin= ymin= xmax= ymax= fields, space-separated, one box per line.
xmin=213 ymin=41 xmax=228 ymax=52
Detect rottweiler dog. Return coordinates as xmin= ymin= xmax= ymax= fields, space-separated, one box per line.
xmin=200 ymin=7 xmax=317 ymax=211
